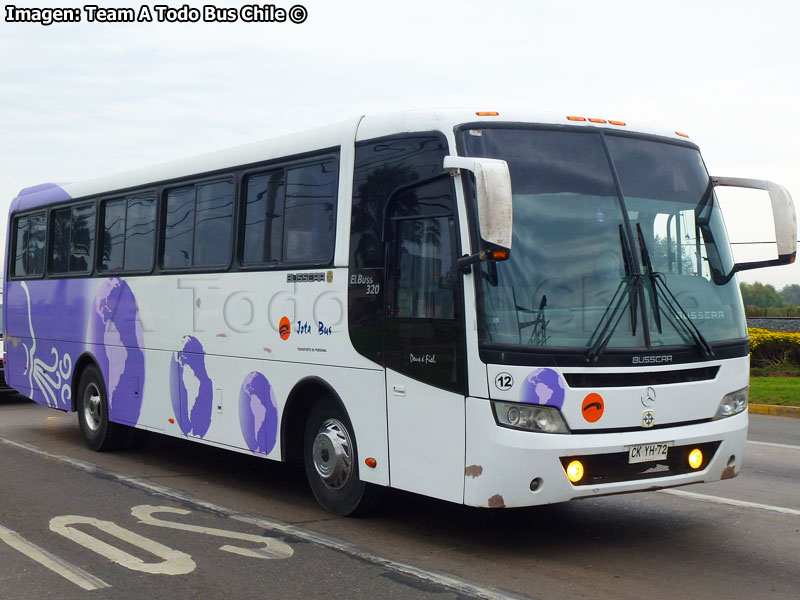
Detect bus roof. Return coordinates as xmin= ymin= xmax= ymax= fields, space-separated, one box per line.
xmin=11 ymin=109 xmax=695 ymax=213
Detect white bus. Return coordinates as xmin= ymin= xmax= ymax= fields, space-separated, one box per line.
xmin=4 ymin=110 xmax=796 ymax=515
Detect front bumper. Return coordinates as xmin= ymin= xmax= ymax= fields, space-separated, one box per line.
xmin=464 ymin=396 xmax=746 ymax=508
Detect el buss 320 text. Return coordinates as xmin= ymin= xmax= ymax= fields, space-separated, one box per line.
xmin=4 ymin=4 xmax=309 ymax=26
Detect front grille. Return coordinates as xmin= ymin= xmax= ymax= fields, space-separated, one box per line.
xmin=563 ymin=366 xmax=719 ymax=388
xmin=560 ymin=441 xmax=721 ymax=486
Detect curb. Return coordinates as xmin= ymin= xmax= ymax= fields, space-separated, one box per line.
xmin=748 ymin=404 xmax=800 ymax=418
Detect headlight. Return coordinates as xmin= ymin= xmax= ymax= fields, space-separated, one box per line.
xmin=714 ymin=387 xmax=748 ymax=419
xmin=492 ymin=401 xmax=571 ymax=434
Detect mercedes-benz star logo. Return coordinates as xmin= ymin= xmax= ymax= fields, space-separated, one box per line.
xmin=641 ymin=387 xmax=656 ymax=408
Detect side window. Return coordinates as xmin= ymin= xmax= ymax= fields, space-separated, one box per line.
xmin=12 ymin=212 xmax=46 ymax=278
xmin=13 ymin=217 xmax=28 ymax=276
xmin=100 ymin=194 xmax=156 ymax=272
xmin=243 ymin=171 xmax=284 ymax=265
xmin=70 ymin=203 xmax=95 ymax=272
xmin=194 ymin=181 xmax=234 ymax=267
xmin=51 ymin=208 xmax=72 ymax=274
xmin=124 ymin=195 xmax=156 ymax=270
xmin=394 ymin=217 xmax=455 ymax=320
xmin=283 ymin=161 xmax=337 ymax=263
xmin=241 ymin=157 xmax=338 ymax=266
xmin=162 ymin=179 xmax=234 ymax=269
xmin=164 ymin=187 xmax=195 ymax=268
xmin=101 ymin=199 xmax=126 ymax=271
xmin=48 ymin=203 xmax=94 ymax=275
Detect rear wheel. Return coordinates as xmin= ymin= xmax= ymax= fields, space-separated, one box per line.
xmin=303 ymin=396 xmax=382 ymax=516
xmin=77 ymin=365 xmax=127 ymax=451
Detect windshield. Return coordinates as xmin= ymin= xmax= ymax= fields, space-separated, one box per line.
xmin=460 ymin=127 xmax=746 ymax=351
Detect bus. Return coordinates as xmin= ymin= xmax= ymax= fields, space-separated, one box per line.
xmin=4 ymin=110 xmax=796 ymax=515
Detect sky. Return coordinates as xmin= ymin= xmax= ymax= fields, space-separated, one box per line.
xmin=1 ymin=0 xmax=799 ymax=287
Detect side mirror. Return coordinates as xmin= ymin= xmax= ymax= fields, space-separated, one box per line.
xmin=712 ymin=177 xmax=797 ymax=277
xmin=444 ymin=156 xmax=513 ymax=272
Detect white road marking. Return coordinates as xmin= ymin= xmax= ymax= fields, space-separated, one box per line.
xmin=747 ymin=440 xmax=800 ymax=451
xmin=50 ymin=515 xmax=196 ymax=575
xmin=0 ymin=523 xmax=111 ymax=590
xmin=660 ymin=489 xmax=800 ymax=517
xmin=0 ymin=436 xmax=526 ymax=600
xmin=131 ymin=505 xmax=293 ymax=559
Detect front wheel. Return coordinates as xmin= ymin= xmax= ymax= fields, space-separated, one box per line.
xmin=303 ymin=397 xmax=382 ymax=516
xmin=77 ymin=365 xmax=127 ymax=451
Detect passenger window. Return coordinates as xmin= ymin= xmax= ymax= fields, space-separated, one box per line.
xmin=13 ymin=217 xmax=28 ymax=276
xmin=243 ymin=171 xmax=284 ymax=265
xmin=101 ymin=195 xmax=156 ymax=272
xmin=101 ymin=199 xmax=126 ymax=271
xmin=51 ymin=208 xmax=72 ymax=274
xmin=29 ymin=214 xmax=46 ymax=275
xmin=241 ymin=158 xmax=337 ymax=266
xmin=194 ymin=181 xmax=234 ymax=266
xmin=164 ymin=187 xmax=196 ymax=268
xmin=12 ymin=213 xmax=46 ymax=278
xmin=124 ymin=195 xmax=156 ymax=270
xmin=70 ymin=203 xmax=95 ymax=272
xmin=49 ymin=203 xmax=94 ymax=275
xmin=163 ymin=180 xmax=233 ymax=269
xmin=283 ymin=161 xmax=337 ymax=263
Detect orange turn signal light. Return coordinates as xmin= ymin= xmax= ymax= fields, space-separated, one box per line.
xmin=675 ymin=131 xmax=690 ymax=138
xmin=491 ymin=249 xmax=509 ymax=261
xmin=476 ymin=111 xmax=499 ymax=116
xmin=567 ymin=116 xmax=586 ymax=122
xmin=365 ymin=458 xmax=377 ymax=468
xmin=168 ymin=418 xmax=175 ymax=424
xmin=588 ymin=118 xmax=607 ymax=124
xmin=608 ymin=120 xmax=627 ymax=126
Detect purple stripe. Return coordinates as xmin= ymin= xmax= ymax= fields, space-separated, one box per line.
xmin=10 ymin=183 xmax=72 ymax=213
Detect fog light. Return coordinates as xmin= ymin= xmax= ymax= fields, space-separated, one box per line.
xmin=566 ymin=460 xmax=585 ymax=483
xmin=688 ymin=448 xmax=703 ymax=470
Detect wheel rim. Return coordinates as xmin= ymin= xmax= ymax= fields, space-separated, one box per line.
xmin=83 ymin=383 xmax=102 ymax=433
xmin=312 ymin=418 xmax=353 ymax=491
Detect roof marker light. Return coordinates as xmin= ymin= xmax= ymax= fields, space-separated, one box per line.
xmin=567 ymin=116 xmax=586 ymax=122
xmin=675 ymin=131 xmax=690 ymax=138
xmin=608 ymin=120 xmax=627 ymax=126
xmin=589 ymin=118 xmax=607 ymax=124
xmin=476 ymin=111 xmax=499 ymax=116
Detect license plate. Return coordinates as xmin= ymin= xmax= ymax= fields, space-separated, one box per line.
xmin=628 ymin=443 xmax=670 ymax=464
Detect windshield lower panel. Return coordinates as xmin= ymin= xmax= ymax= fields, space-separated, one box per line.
xmin=459 ymin=126 xmax=746 ymax=356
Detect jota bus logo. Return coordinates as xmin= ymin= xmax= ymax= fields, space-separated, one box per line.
xmin=279 ymin=316 xmax=291 ymax=340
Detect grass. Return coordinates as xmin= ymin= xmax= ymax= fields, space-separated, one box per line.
xmin=749 ymin=363 xmax=800 ymax=406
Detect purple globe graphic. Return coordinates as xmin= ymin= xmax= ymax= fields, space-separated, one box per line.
xmin=519 ymin=368 xmax=566 ymax=409
xmin=239 ymin=372 xmax=278 ymax=454
xmin=90 ymin=278 xmax=145 ymax=425
xmin=170 ymin=336 xmax=213 ymax=437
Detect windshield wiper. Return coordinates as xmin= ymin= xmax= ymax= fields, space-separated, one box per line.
xmin=586 ymin=225 xmax=640 ymax=363
xmin=636 ymin=223 xmax=714 ymax=358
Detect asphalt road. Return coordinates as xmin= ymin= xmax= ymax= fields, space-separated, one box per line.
xmin=1 ymin=391 xmax=798 ymax=600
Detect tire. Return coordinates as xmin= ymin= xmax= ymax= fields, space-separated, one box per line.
xmin=303 ymin=396 xmax=383 ymax=516
xmin=77 ymin=365 xmax=127 ymax=451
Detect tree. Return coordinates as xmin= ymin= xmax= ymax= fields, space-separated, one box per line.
xmin=780 ymin=284 xmax=800 ymax=306
xmin=740 ymin=282 xmax=784 ymax=308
